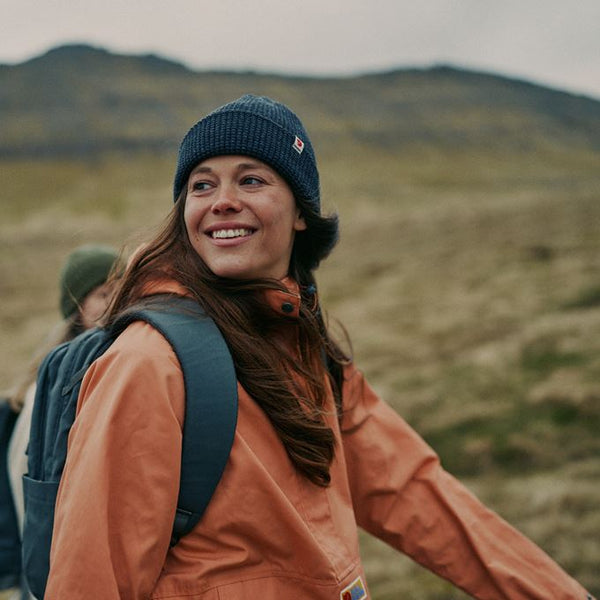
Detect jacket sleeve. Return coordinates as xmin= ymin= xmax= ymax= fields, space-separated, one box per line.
xmin=340 ymin=365 xmax=591 ymax=600
xmin=45 ymin=323 xmax=186 ymax=600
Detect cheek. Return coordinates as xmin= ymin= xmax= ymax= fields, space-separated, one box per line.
xmin=80 ymin=298 xmax=104 ymax=327
xmin=184 ymin=202 xmax=201 ymax=239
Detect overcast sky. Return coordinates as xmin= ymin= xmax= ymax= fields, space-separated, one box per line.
xmin=2 ymin=0 xmax=599 ymax=100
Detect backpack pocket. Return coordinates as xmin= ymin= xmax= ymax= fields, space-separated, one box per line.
xmin=22 ymin=475 xmax=59 ymax=600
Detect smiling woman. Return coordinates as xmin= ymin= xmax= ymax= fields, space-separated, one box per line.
xmin=41 ymin=95 xmax=594 ymax=600
xmin=184 ymin=156 xmax=306 ymax=280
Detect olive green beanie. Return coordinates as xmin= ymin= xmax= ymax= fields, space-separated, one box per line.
xmin=59 ymin=244 xmax=119 ymax=319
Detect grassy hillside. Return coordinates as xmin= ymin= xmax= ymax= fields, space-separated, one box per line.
xmin=1 ymin=44 xmax=600 ymax=159
xmin=1 ymin=46 xmax=599 ymax=598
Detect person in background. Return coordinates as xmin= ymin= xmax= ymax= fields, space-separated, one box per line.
xmin=45 ymin=96 xmax=593 ymax=599
xmin=4 ymin=244 xmax=120 ymax=600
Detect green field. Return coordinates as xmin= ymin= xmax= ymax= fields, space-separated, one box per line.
xmin=1 ymin=142 xmax=599 ymax=597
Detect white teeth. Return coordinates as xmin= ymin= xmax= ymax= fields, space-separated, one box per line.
xmin=211 ymin=228 xmax=253 ymax=239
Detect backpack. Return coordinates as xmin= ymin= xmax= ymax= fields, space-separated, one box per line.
xmin=0 ymin=399 xmax=21 ymax=591
xmin=21 ymin=296 xmax=238 ymax=599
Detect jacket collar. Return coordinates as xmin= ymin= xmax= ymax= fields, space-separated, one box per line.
xmin=141 ymin=276 xmax=302 ymax=319
xmin=263 ymin=277 xmax=301 ymax=318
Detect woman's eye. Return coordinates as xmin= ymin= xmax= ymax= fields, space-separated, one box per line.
xmin=191 ymin=181 xmax=212 ymax=191
xmin=241 ymin=176 xmax=263 ymax=185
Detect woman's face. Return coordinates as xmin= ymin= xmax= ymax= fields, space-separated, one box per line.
xmin=184 ymin=155 xmax=306 ymax=280
xmin=79 ymin=281 xmax=116 ymax=330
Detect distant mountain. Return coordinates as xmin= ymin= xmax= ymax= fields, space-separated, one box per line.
xmin=1 ymin=43 xmax=599 ymax=159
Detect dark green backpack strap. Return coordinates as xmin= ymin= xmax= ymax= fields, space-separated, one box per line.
xmin=114 ymin=296 xmax=238 ymax=545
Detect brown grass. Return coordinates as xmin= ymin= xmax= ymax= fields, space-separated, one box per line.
xmin=1 ymin=146 xmax=599 ymax=597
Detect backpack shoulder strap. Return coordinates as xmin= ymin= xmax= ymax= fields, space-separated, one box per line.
xmin=113 ymin=296 xmax=238 ymax=545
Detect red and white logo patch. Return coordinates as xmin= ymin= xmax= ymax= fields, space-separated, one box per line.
xmin=292 ymin=135 xmax=304 ymax=154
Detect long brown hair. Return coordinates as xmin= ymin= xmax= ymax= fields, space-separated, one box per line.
xmin=108 ymin=193 xmax=349 ymax=486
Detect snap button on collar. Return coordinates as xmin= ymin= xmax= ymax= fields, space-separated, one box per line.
xmin=281 ymin=302 xmax=294 ymax=314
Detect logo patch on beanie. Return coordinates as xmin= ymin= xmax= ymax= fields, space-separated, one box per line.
xmin=340 ymin=576 xmax=367 ymax=600
xmin=292 ymin=135 xmax=304 ymax=154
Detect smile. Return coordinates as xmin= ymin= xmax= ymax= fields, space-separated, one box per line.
xmin=210 ymin=228 xmax=255 ymax=239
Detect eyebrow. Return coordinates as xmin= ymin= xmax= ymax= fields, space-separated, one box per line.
xmin=189 ymin=161 xmax=270 ymax=176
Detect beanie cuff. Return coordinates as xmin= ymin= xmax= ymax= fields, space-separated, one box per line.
xmin=173 ymin=109 xmax=319 ymax=208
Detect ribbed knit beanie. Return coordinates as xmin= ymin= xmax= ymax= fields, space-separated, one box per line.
xmin=59 ymin=244 xmax=119 ymax=318
xmin=173 ymin=95 xmax=321 ymax=213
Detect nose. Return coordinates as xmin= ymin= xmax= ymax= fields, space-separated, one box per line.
xmin=211 ymin=185 xmax=242 ymax=215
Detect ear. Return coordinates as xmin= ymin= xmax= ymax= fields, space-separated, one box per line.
xmin=294 ymin=209 xmax=308 ymax=232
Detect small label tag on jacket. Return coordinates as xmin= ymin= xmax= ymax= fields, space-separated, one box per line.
xmin=340 ymin=576 xmax=367 ymax=600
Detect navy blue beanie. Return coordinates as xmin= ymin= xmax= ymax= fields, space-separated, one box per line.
xmin=173 ymin=95 xmax=320 ymax=213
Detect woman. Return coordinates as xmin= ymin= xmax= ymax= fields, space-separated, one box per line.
xmin=8 ymin=243 xmax=121 ymax=529
xmin=5 ymin=244 xmax=120 ymax=600
xmin=45 ymin=96 xmax=592 ymax=599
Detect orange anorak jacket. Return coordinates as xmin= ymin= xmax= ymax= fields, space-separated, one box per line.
xmin=45 ymin=280 xmax=590 ymax=600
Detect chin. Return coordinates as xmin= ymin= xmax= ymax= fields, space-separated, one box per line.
xmin=208 ymin=264 xmax=255 ymax=280
xmin=210 ymin=266 xmax=281 ymax=281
